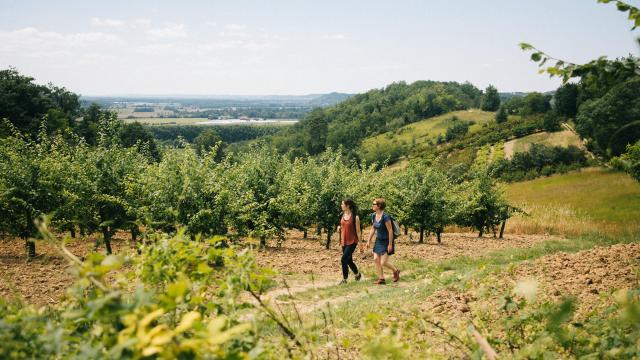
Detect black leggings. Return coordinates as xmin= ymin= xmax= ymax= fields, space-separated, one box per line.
xmin=341 ymin=243 xmax=359 ymax=279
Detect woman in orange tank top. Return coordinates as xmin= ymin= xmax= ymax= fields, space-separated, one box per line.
xmin=338 ymin=198 xmax=362 ymax=284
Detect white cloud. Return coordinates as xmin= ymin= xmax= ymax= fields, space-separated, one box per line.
xmin=0 ymin=27 xmax=122 ymax=58
xmin=219 ymin=24 xmax=248 ymax=37
xmin=91 ymin=17 xmax=126 ymax=29
xmin=198 ymin=39 xmax=275 ymax=52
xmin=206 ymin=21 xmax=218 ymax=27
xmin=146 ymin=24 xmax=187 ymax=39
xmin=225 ymin=24 xmax=247 ymax=31
xmin=320 ymin=34 xmax=346 ymax=40
xmin=133 ymin=18 xmax=152 ymax=28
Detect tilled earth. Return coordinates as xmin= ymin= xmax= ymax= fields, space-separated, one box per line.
xmin=422 ymin=242 xmax=640 ymax=319
xmin=254 ymin=230 xmax=559 ymax=275
xmin=0 ymin=232 xmax=133 ymax=307
xmin=0 ymin=229 xmax=597 ymax=308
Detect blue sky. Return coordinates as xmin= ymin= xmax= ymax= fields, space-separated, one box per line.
xmin=0 ymin=0 xmax=638 ymax=95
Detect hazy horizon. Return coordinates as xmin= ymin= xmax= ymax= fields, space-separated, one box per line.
xmin=1 ymin=0 xmax=638 ymax=96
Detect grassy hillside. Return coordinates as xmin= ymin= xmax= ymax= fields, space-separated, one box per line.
xmin=359 ymin=109 xmax=506 ymax=163
xmin=504 ymin=129 xmax=583 ymax=159
xmin=505 ymin=167 xmax=640 ymax=235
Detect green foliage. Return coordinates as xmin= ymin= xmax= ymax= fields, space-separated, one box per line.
xmin=492 ymin=144 xmax=587 ymax=182
xmin=303 ymin=108 xmax=328 ymax=155
xmin=193 ymin=127 xmax=224 ymax=160
xmin=142 ymin=144 xmax=226 ymax=236
xmin=495 ymin=105 xmax=508 ymax=124
xmin=443 ymin=118 xmax=472 ymax=142
xmin=149 ymin=124 xmax=283 ymax=145
xmin=503 ymin=96 xmax=525 ymax=115
xmin=119 ymin=122 xmax=161 ymax=161
xmin=481 ymin=286 xmax=640 ymax=359
xmin=611 ymin=140 xmax=640 ymax=181
xmin=576 ymin=77 xmax=640 ymax=156
xmin=542 ymin=112 xmax=562 ymax=132
xmin=520 ymin=0 xmax=640 ymax=159
xmin=270 ymin=80 xmax=482 ymax=155
xmin=455 ymin=171 xmax=511 ymax=236
xmin=480 ymin=85 xmax=501 ymax=111
xmin=0 ymin=68 xmax=80 ymax=137
xmin=521 ymin=92 xmax=552 ymax=116
xmin=553 ymin=83 xmax=579 ymax=118
xmin=389 ymin=162 xmax=455 ymax=241
xmin=0 ymin=221 xmax=277 ymax=359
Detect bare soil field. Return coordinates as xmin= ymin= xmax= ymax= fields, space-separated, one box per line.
xmin=1 ymin=230 xmax=557 ymax=307
xmin=422 ymin=242 xmax=640 ymax=319
xmin=0 ymin=233 xmax=133 ymax=306
xmin=254 ymin=230 xmax=560 ymax=276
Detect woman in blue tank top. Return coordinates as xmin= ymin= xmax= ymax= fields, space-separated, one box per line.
xmin=365 ymin=198 xmax=400 ymax=284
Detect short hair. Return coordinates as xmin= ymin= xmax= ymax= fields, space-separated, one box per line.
xmin=374 ymin=198 xmax=386 ymax=210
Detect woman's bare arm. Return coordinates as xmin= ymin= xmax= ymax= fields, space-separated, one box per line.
xmin=385 ymin=219 xmax=394 ymax=252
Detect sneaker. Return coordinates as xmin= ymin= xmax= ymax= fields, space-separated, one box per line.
xmin=338 ymin=279 xmax=347 ymax=285
xmin=355 ymin=273 xmax=362 ymax=281
xmin=393 ymin=269 xmax=400 ymax=282
xmin=374 ymin=278 xmax=386 ymax=285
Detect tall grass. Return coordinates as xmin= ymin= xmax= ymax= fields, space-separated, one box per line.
xmin=505 ymin=167 xmax=640 ymax=236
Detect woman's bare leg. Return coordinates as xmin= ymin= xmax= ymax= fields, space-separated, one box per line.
xmin=381 ymin=253 xmax=397 ymax=272
xmin=373 ymin=253 xmax=383 ymax=279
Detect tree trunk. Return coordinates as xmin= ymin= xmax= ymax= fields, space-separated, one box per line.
xmin=404 ymin=226 xmax=408 ymax=236
xmin=492 ymin=226 xmax=497 ymax=238
xmin=25 ymin=237 xmax=36 ymax=259
xmin=79 ymin=225 xmax=85 ymax=237
xmin=70 ymin=226 xmax=76 ymax=238
xmin=499 ymin=220 xmax=506 ymax=239
xmin=131 ymin=226 xmax=138 ymax=247
xmin=325 ymin=229 xmax=332 ymax=249
xmin=259 ymin=236 xmax=267 ymax=249
xmin=102 ymin=227 xmax=113 ymax=255
xmin=419 ymin=228 xmax=424 ymax=243
xmin=478 ymin=228 xmax=484 ymax=238
xmin=303 ymin=229 xmax=307 ymax=239
xmin=316 ymin=226 xmax=322 ymax=236
xmin=436 ymin=231 xmax=442 ymax=244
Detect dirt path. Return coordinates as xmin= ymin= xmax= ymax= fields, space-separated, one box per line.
xmin=1 ymin=231 xmax=559 ymax=306
xmin=503 ymin=138 xmax=516 ymax=159
xmin=255 ymin=231 xmax=559 ymax=275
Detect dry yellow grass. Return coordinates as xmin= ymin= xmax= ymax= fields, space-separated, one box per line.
xmin=504 ymin=129 xmax=583 ymax=159
xmin=504 ymin=167 xmax=640 ymax=236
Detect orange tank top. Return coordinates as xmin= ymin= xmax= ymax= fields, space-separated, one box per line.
xmin=340 ymin=214 xmax=358 ymax=245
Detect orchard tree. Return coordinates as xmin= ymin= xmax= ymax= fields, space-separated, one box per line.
xmin=89 ymin=112 xmax=147 ymax=254
xmin=310 ymin=149 xmax=363 ymax=249
xmin=389 ymin=162 xmax=455 ymax=243
xmin=480 ymin=85 xmax=501 ymax=111
xmin=142 ymin=141 xmax=226 ymax=238
xmin=223 ymin=145 xmax=287 ymax=247
xmin=273 ymin=157 xmax=316 ymax=238
xmin=0 ymin=124 xmax=42 ymax=257
xmin=456 ymin=170 xmax=511 ymax=237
